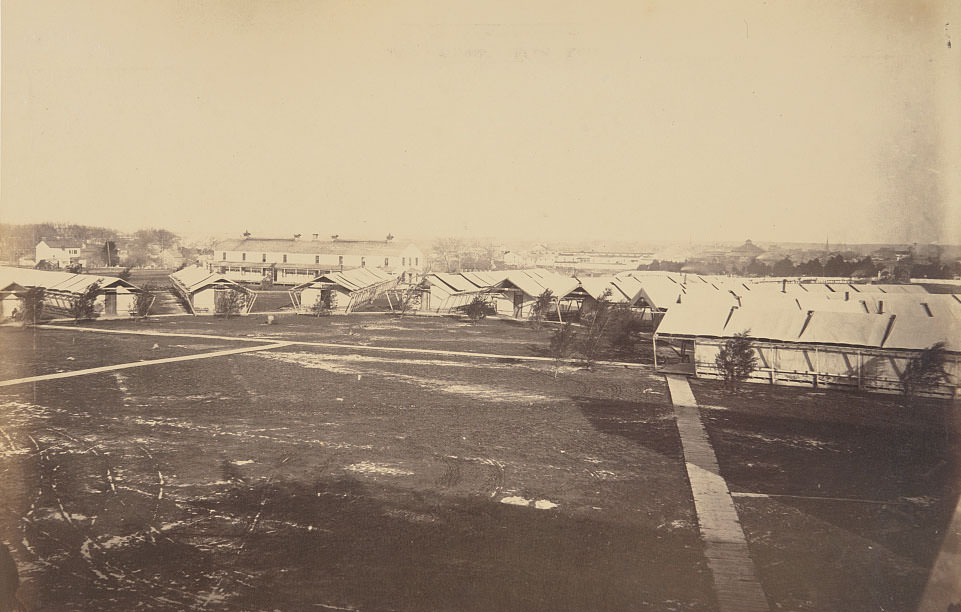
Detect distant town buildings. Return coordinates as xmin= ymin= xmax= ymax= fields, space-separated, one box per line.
xmin=553 ymin=250 xmax=655 ymax=272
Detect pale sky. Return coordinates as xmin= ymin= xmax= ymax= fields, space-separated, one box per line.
xmin=2 ymin=0 xmax=959 ymax=245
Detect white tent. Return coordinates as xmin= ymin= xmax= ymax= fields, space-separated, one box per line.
xmin=0 ymin=265 xmax=142 ymax=318
xmin=170 ymin=266 xmax=255 ymax=315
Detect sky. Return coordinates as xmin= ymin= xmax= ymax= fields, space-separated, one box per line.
xmin=2 ymin=0 xmax=959 ymax=245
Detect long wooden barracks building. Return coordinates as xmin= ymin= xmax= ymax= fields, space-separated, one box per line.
xmin=210 ymin=235 xmax=424 ymax=286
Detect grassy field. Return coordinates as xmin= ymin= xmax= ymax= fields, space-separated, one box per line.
xmin=0 ymin=316 xmax=957 ymax=611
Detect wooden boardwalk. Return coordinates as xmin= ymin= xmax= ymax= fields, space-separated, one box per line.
xmin=666 ymin=375 xmax=770 ymax=612
xmin=0 ymin=342 xmax=292 ymax=387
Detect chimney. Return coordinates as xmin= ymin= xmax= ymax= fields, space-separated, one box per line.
xmin=782 ymin=278 xmax=786 ymax=293
xmin=878 ymin=300 xmax=884 ymax=314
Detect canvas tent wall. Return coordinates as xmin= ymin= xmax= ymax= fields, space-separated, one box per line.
xmin=0 ymin=280 xmax=29 ymax=321
xmin=169 ymin=266 xmax=256 ymax=315
xmin=292 ymin=268 xmax=398 ymax=314
xmin=490 ymin=270 xmax=580 ymax=319
xmin=655 ymin=299 xmax=960 ymax=398
xmin=0 ymin=266 xmax=142 ymax=318
xmin=416 ymin=273 xmax=488 ymax=313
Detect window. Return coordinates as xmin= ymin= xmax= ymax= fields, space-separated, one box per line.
xmin=283 ymin=254 xmax=288 ymax=263
xmin=385 ymin=257 xmax=389 ymax=267
xmin=242 ymin=252 xmax=246 ymax=261
xmin=315 ymin=255 xmax=320 ymax=264
xmin=402 ymin=257 xmax=406 ymax=266
xmin=338 ymin=255 xmax=343 ymax=266
xmin=262 ymin=253 xmax=267 ymax=263
xmin=361 ymin=257 xmax=366 ymax=268
xmin=222 ymin=252 xmax=227 ymax=261
xmin=415 ymin=257 xmax=419 ymax=266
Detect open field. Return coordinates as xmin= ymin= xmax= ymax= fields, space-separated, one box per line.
xmin=68 ymin=312 xmax=667 ymax=364
xmin=0 ymin=315 xmax=958 ymax=611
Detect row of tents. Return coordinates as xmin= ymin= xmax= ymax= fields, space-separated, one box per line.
xmin=170 ymin=266 xmax=399 ymax=316
xmin=653 ymin=289 xmax=961 ymax=397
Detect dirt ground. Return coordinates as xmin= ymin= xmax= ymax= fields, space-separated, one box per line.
xmin=0 ymin=324 xmax=710 ymax=612
xmin=692 ymin=380 xmax=960 ymax=612
xmin=0 ymin=317 xmax=957 ymax=611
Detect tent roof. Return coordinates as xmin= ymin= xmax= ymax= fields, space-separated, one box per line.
xmin=461 ymin=270 xmax=508 ymax=287
xmin=883 ymin=314 xmax=961 ymax=351
xmin=300 ymin=267 xmax=396 ymax=292
xmin=429 ymin=273 xmax=479 ymax=293
xmin=0 ymin=266 xmax=139 ymax=294
xmin=170 ymin=266 xmax=246 ymax=294
xmin=654 ymin=301 xmax=736 ymax=337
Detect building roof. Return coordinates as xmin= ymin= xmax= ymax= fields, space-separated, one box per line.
xmin=215 ymin=238 xmax=417 ymax=257
xmin=38 ymin=238 xmax=83 ymax=249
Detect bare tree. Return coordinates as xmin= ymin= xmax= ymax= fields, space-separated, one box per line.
xmin=431 ymin=237 xmax=463 ymax=273
xmin=548 ymin=322 xmax=578 ymax=379
xmin=389 ymin=286 xmax=418 ymax=317
xmin=216 ymin=288 xmax=246 ymax=318
xmin=310 ymin=293 xmax=332 ymax=317
xmin=576 ymin=289 xmax=615 ymax=369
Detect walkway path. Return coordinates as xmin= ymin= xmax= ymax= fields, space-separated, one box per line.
xmin=665 ymin=374 xmax=769 ymax=612
xmin=918 ymin=491 xmax=961 ymax=611
xmin=35 ymin=324 xmax=651 ymax=368
xmin=0 ymin=342 xmax=291 ymax=388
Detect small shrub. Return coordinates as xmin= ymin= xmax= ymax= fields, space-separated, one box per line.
xmin=68 ymin=281 xmax=102 ymax=322
xmin=901 ymin=341 xmax=950 ymax=402
xmin=464 ymin=296 xmax=492 ymax=323
xmin=714 ymin=332 xmax=758 ymax=393
xmin=16 ymin=287 xmax=46 ymax=325
xmin=134 ymin=284 xmax=156 ymax=318
xmin=529 ymin=290 xmax=554 ymax=328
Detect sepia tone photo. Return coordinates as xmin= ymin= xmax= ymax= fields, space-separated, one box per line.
xmin=1 ymin=1 xmax=960 ymax=610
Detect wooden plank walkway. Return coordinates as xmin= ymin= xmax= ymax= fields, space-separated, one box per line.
xmin=0 ymin=342 xmax=292 ymax=387
xmin=666 ymin=374 xmax=770 ymax=612
xmin=918 ymin=489 xmax=961 ymax=611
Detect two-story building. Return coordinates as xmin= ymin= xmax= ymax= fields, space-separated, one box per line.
xmin=35 ymin=239 xmax=86 ymax=268
xmin=210 ymin=236 xmax=424 ymax=285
